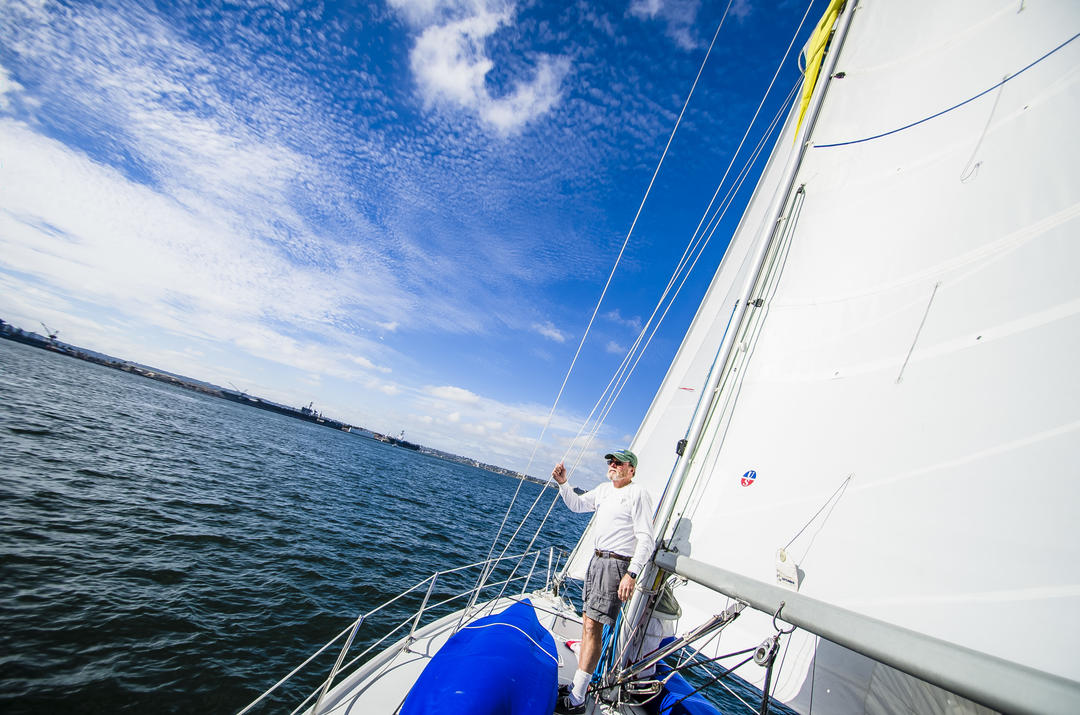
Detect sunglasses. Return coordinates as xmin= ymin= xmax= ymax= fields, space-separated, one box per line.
xmin=607 ymin=459 xmax=627 ymax=467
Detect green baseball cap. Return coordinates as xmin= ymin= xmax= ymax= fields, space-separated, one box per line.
xmin=604 ymin=449 xmax=638 ymax=468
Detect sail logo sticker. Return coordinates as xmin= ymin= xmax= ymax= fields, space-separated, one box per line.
xmin=740 ymin=470 xmax=757 ymax=487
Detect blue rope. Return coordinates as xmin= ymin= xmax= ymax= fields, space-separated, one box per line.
xmin=815 ymin=31 xmax=1079 ymax=149
xmin=594 ymin=611 xmax=623 ymax=686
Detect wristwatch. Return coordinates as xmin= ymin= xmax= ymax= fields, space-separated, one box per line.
xmin=627 ymin=571 xmax=638 ymax=580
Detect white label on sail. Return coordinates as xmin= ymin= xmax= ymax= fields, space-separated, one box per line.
xmin=776 ymin=547 xmax=800 ymax=591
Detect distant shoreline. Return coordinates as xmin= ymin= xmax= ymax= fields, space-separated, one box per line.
xmin=0 ymin=317 xmax=549 ymax=487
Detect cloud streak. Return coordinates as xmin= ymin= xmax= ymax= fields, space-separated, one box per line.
xmin=532 ymin=320 xmax=568 ymax=343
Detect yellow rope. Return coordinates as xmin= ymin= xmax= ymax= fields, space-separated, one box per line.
xmin=795 ymin=0 xmax=846 ymax=140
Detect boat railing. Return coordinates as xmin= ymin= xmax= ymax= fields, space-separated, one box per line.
xmin=237 ymin=545 xmax=569 ymax=715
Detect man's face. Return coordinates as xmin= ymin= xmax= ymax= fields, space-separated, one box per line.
xmin=607 ymin=458 xmax=634 ymax=487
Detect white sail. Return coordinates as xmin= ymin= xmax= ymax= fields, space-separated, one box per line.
xmin=613 ymin=0 xmax=1080 ymax=711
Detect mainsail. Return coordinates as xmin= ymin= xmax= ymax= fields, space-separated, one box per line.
xmin=571 ymin=0 xmax=1080 ymax=712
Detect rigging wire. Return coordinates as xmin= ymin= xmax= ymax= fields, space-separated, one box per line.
xmin=671 ymin=641 xmax=761 ymax=713
xmin=487 ymin=150 xmax=779 ymax=593
xmin=562 ymin=75 xmax=801 ymax=544
xmin=562 ymin=71 xmax=801 ymax=482
xmin=549 ymin=0 xmax=734 ymax=471
xmin=475 ymin=0 xmax=819 ymax=618
xmin=563 ymin=0 xmax=817 ymax=474
xmin=577 ymin=77 xmax=801 ymax=466
xmin=815 ymin=30 xmax=1080 ymax=148
xmin=487 ymin=3 xmax=819 ymax=593
xmin=473 ymin=1 xmax=735 ymax=580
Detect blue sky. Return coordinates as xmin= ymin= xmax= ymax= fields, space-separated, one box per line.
xmin=0 ymin=0 xmax=816 ymax=483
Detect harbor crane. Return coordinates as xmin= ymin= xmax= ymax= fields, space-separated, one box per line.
xmin=39 ymin=322 xmax=58 ymax=342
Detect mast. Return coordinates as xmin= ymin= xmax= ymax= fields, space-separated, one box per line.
xmin=620 ymin=0 xmax=859 ymax=652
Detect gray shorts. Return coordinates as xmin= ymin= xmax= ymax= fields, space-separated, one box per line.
xmin=583 ymin=555 xmax=628 ymax=625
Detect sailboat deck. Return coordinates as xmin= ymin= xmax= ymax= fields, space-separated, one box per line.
xmin=310 ymin=591 xmax=594 ymax=714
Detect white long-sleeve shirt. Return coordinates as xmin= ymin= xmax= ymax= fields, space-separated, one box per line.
xmin=559 ymin=480 xmax=655 ymax=575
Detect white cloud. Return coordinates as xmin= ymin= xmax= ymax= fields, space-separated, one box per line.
xmin=479 ymin=55 xmax=569 ymax=133
xmin=348 ymin=354 xmax=392 ymax=373
xmin=0 ymin=64 xmax=24 ymax=111
xmin=386 ymin=0 xmax=454 ymax=27
xmin=0 ymin=119 xmax=401 ymax=385
xmin=628 ymin=0 xmax=704 ymax=50
xmin=393 ymin=0 xmax=569 ymax=133
xmin=629 ymin=0 xmax=662 ymax=18
xmin=412 ymin=11 xmax=504 ymax=106
xmin=730 ymin=0 xmax=752 ymax=21
xmin=531 ymin=347 xmax=554 ymax=361
xmin=604 ymin=308 xmax=642 ymax=332
xmin=532 ymin=320 xmax=568 ymax=343
xmin=605 ymin=340 xmax=625 ymax=354
xmin=427 ymin=385 xmax=482 ymax=403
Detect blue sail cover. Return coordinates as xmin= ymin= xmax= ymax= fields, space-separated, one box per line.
xmin=400 ymin=599 xmax=558 ymax=714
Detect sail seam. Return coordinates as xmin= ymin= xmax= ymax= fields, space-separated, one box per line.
xmin=764 ymin=199 xmax=1080 ymax=308
xmin=815 ymin=31 xmax=1080 ymax=148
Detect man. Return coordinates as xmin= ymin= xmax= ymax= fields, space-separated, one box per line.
xmin=551 ymin=448 xmax=654 ymax=713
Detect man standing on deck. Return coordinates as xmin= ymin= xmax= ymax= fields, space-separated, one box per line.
xmin=551 ymin=449 xmax=654 ymax=713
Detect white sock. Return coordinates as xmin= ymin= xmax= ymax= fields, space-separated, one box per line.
xmin=570 ymin=668 xmax=591 ymax=704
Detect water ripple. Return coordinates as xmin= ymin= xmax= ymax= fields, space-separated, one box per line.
xmin=0 ymin=339 xmax=587 ymax=713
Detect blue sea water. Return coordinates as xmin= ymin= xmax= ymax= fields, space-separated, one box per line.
xmin=0 ymin=338 xmax=589 ymax=713
xmin=1 ymin=338 xmax=792 ymax=715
